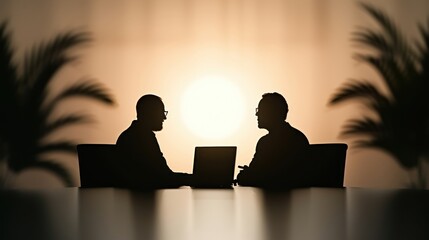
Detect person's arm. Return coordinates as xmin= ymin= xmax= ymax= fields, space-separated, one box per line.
xmin=115 ymin=129 xmax=174 ymax=188
xmin=236 ymin=138 xmax=273 ymax=186
xmin=149 ymin=135 xmax=195 ymax=187
xmin=237 ymin=133 xmax=310 ymax=188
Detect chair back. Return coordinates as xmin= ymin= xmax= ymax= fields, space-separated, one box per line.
xmin=306 ymin=143 xmax=348 ymax=187
xmin=77 ymin=144 xmax=117 ymax=187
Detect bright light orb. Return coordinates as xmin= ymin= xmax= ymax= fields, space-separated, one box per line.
xmin=181 ymin=76 xmax=245 ymax=140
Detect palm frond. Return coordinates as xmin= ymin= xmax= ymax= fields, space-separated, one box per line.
xmin=0 ymin=22 xmax=18 ymax=139
xmin=329 ymin=3 xmax=429 ymax=177
xmin=416 ymin=20 xmax=429 ymax=55
xmin=417 ymin=18 xmax=429 ymax=73
xmin=37 ymin=78 xmax=115 ymax=130
xmin=359 ymin=3 xmax=398 ymax=42
xmin=0 ymin=23 xmax=116 ymax=187
xmin=338 ymin=116 xmax=391 ymax=151
xmin=357 ymin=3 xmax=419 ymax=91
xmin=51 ymin=78 xmax=115 ymax=105
xmin=354 ymin=54 xmax=408 ymax=98
xmin=0 ymin=22 xmax=17 ymax=86
xmin=329 ymin=79 xmax=388 ymax=105
xmin=40 ymin=113 xmax=93 ymax=139
xmin=352 ymin=28 xmax=391 ymax=53
xmin=350 ymin=139 xmax=376 ymax=148
xmin=36 ymin=141 xmax=77 ymax=155
xmin=359 ymin=2 xmax=417 ymax=60
xmin=21 ymin=31 xmax=90 ymax=87
xmin=19 ymin=31 xmax=91 ymax=119
xmin=341 ymin=117 xmax=382 ymax=137
xmin=364 ymin=138 xmax=419 ymax=169
xmin=24 ymin=55 xmax=75 ymax=116
xmin=8 ymin=140 xmax=38 ymax=171
xmin=26 ymin=160 xmax=74 ymax=186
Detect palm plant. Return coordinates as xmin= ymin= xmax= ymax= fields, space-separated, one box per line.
xmin=0 ymin=22 xmax=115 ymax=187
xmin=329 ymin=3 xmax=429 ymax=188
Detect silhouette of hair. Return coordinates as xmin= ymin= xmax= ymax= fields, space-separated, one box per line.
xmin=261 ymin=92 xmax=289 ymax=120
xmin=136 ymin=94 xmax=163 ymax=119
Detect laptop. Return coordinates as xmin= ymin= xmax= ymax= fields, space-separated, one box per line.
xmin=191 ymin=146 xmax=237 ymax=188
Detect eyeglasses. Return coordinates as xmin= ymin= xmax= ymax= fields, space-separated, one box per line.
xmin=164 ymin=111 xmax=168 ymax=117
xmin=255 ymin=108 xmax=259 ymax=114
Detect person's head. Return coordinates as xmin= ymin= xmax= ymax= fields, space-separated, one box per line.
xmin=256 ymin=92 xmax=288 ymax=130
xmin=136 ymin=94 xmax=167 ymax=131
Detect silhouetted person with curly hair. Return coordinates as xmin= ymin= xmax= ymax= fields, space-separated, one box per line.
xmin=236 ymin=92 xmax=309 ymax=188
xmin=116 ymin=94 xmax=191 ymax=189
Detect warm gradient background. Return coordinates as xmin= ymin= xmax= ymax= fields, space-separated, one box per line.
xmin=1 ymin=0 xmax=428 ymax=188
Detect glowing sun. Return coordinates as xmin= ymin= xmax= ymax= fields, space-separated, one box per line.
xmin=181 ymin=76 xmax=245 ymax=140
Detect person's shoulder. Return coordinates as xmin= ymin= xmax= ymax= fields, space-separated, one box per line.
xmin=117 ymin=120 xmax=151 ymax=144
xmin=258 ymin=133 xmax=270 ymax=142
xmin=285 ymin=122 xmax=302 ymax=134
xmin=285 ymin=122 xmax=309 ymax=143
xmin=117 ymin=123 xmax=132 ymax=144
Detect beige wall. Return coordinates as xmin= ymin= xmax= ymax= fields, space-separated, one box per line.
xmin=1 ymin=0 xmax=428 ymax=188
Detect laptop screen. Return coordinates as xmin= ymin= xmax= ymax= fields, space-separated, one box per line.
xmin=192 ymin=146 xmax=237 ymax=187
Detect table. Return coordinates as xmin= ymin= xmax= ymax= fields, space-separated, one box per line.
xmin=1 ymin=187 xmax=429 ymax=240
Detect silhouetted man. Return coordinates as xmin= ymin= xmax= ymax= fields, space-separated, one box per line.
xmin=236 ymin=92 xmax=310 ymax=188
xmin=116 ymin=94 xmax=191 ymax=189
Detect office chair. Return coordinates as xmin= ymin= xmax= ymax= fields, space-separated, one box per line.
xmin=76 ymin=144 xmax=118 ymax=187
xmin=306 ymin=143 xmax=348 ymax=188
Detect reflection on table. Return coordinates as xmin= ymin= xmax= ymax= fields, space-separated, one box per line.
xmin=1 ymin=187 xmax=429 ymax=240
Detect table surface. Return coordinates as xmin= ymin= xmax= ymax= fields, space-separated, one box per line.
xmin=1 ymin=186 xmax=429 ymax=240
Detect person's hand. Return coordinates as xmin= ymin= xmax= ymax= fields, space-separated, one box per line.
xmin=233 ymin=165 xmax=249 ymax=186
xmin=233 ymin=178 xmax=238 ymax=186
xmin=238 ymin=165 xmax=249 ymax=170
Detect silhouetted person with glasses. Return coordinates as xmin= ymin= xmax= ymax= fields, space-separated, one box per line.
xmin=236 ymin=92 xmax=309 ymax=188
xmin=116 ymin=94 xmax=191 ymax=189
